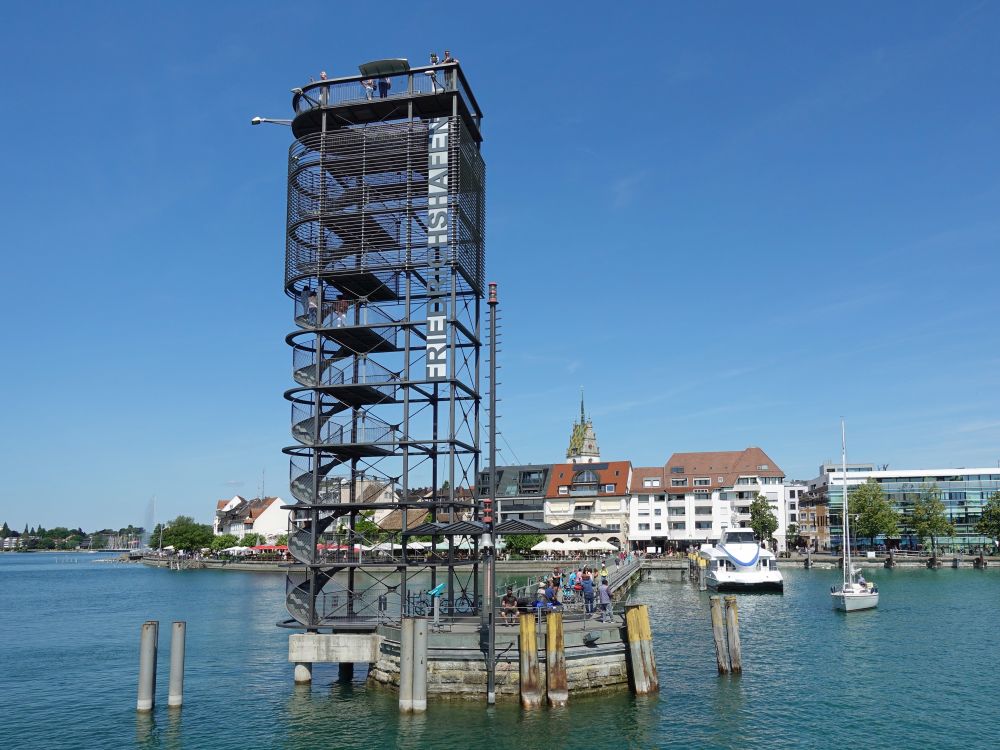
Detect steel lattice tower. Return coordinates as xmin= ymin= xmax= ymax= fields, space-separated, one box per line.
xmin=277 ymin=59 xmax=486 ymax=631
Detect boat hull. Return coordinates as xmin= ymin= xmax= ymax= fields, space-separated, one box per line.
xmin=831 ymin=591 xmax=879 ymax=612
xmin=711 ymin=579 xmax=784 ymax=593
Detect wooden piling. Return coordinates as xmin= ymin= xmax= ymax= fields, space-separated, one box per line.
xmin=518 ymin=613 xmax=542 ymax=708
xmin=709 ymin=596 xmax=729 ymax=674
xmin=545 ymin=611 xmax=568 ymax=706
xmin=698 ymin=560 xmax=707 ymax=591
xmin=724 ymin=596 xmax=742 ymax=674
xmin=626 ymin=604 xmax=659 ymax=693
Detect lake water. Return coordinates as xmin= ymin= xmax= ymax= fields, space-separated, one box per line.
xmin=1 ymin=553 xmax=996 ymax=749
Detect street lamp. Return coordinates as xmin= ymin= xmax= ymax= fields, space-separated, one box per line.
xmin=250 ymin=116 xmax=291 ymax=126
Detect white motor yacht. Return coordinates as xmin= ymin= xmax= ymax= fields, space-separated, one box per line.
xmin=699 ymin=530 xmax=784 ymax=593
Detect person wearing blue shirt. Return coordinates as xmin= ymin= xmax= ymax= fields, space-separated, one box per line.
xmin=581 ymin=573 xmax=595 ymax=614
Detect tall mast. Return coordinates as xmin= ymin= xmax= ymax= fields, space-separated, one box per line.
xmin=841 ymin=418 xmax=850 ymax=585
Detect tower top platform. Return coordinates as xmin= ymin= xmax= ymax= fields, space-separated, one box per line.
xmin=290 ymin=61 xmax=483 ymax=141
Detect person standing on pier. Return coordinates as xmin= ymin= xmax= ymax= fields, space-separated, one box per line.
xmin=581 ymin=570 xmax=595 ymax=614
xmin=598 ymin=578 xmax=612 ymax=622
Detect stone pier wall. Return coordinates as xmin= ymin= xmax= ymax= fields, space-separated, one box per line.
xmin=368 ymin=621 xmax=629 ymax=699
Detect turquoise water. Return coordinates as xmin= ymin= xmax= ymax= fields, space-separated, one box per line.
xmin=1 ymin=553 xmax=997 ymax=749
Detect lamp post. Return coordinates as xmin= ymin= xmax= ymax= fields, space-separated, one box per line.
xmin=250 ymin=117 xmax=291 ymax=126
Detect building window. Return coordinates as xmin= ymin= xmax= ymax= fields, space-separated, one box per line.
xmin=638 ymin=509 xmax=649 ymax=517
xmin=671 ymin=466 xmax=684 ymax=474
xmin=758 ymin=464 xmax=769 ymax=471
xmin=605 ymin=484 xmax=615 ymax=492
xmin=670 ymin=522 xmax=685 ymax=530
xmin=643 ymin=477 xmax=661 ymax=488
xmin=559 ymin=486 xmax=568 ymax=495
xmin=695 ymin=506 xmax=712 ymax=516
xmin=637 ymin=496 xmax=649 ymax=503
xmin=654 ymin=508 xmax=662 ymax=516
xmin=638 ymin=523 xmax=650 ymax=531
xmin=695 ymin=521 xmax=713 ymax=530
xmin=694 ymin=478 xmax=710 ymax=486
xmin=654 ymin=523 xmax=662 ymax=530
xmin=718 ymin=476 xmax=724 ymax=482
xmin=790 ymin=513 xmax=797 ymax=522
xmin=572 ymin=470 xmax=599 ymax=492
xmin=671 ymin=478 xmax=688 ymax=487
xmin=668 ymin=507 xmax=685 ymax=516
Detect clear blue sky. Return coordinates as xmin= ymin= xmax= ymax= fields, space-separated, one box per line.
xmin=1 ymin=2 xmax=998 ymax=530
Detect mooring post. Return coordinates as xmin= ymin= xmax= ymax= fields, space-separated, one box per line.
xmin=805 ymin=547 xmax=812 ymax=569
xmin=399 ymin=617 xmax=415 ymax=712
xmin=698 ymin=560 xmax=707 ymax=591
xmin=518 ymin=612 xmax=542 ymax=708
xmin=709 ymin=596 xmax=729 ymax=674
xmin=545 ymin=611 xmax=568 ymax=706
xmin=167 ymin=621 xmax=185 ymax=708
xmin=412 ymin=619 xmax=428 ymax=712
xmin=626 ymin=604 xmax=659 ymax=693
xmin=724 ymin=595 xmax=742 ymax=674
xmin=137 ymin=620 xmax=159 ymax=712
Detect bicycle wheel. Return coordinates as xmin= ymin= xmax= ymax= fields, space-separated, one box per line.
xmin=454 ymin=595 xmax=472 ymax=614
xmin=412 ymin=599 xmax=427 ymax=616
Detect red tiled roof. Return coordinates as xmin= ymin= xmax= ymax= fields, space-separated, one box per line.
xmin=663 ymin=447 xmax=783 ymax=493
xmin=545 ymin=461 xmax=632 ymax=498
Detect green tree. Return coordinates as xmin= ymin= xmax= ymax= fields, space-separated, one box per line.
xmin=850 ymin=479 xmax=900 ymax=547
xmin=211 ymin=533 xmax=239 ymax=551
xmin=354 ymin=511 xmax=387 ymax=543
xmin=161 ymin=516 xmax=214 ymax=551
xmin=1 ymin=522 xmax=10 ymax=537
xmin=273 ymin=533 xmax=288 ymax=547
xmin=749 ymin=494 xmax=778 ymax=549
xmin=503 ymin=534 xmax=545 ymax=557
xmin=239 ymin=532 xmax=264 ymax=547
xmin=910 ymin=484 xmax=955 ymax=553
xmin=785 ymin=523 xmax=800 ymax=551
xmin=974 ymin=491 xmax=1000 ymax=544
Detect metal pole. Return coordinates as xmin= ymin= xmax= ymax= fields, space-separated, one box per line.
xmin=485 ymin=282 xmax=498 ymax=704
xmin=167 ymin=621 xmax=185 ymax=708
xmin=136 ymin=620 xmax=158 ymax=712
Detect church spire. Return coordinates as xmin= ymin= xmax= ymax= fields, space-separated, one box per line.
xmin=566 ymin=387 xmax=600 ymax=463
xmin=580 ymin=386 xmax=586 ymax=424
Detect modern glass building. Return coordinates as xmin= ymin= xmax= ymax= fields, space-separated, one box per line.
xmin=807 ymin=465 xmax=1000 ymax=551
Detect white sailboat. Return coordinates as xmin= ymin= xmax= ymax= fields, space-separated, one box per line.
xmin=831 ymin=419 xmax=879 ymax=612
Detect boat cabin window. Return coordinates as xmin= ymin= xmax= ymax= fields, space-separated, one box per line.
xmin=724 ymin=531 xmax=756 ymax=544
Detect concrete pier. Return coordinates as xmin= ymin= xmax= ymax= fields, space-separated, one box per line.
xmin=136 ymin=620 xmax=158 ymax=712
xmin=412 ymin=619 xmax=428 ymax=712
xmin=167 ymin=621 xmax=186 ymax=708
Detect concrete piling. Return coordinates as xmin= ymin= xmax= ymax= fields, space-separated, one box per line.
xmin=167 ymin=621 xmax=186 ymax=708
xmin=399 ymin=617 xmax=414 ymax=712
xmin=805 ymin=548 xmax=812 ymax=569
xmin=518 ymin=612 xmax=542 ymax=708
xmin=545 ymin=611 xmax=568 ymax=706
xmin=293 ymin=662 xmax=312 ymax=684
xmin=137 ymin=620 xmax=158 ymax=712
xmin=412 ymin=619 xmax=428 ymax=712
xmin=698 ymin=560 xmax=707 ymax=591
xmin=724 ymin=596 xmax=742 ymax=674
xmin=709 ymin=596 xmax=730 ymax=674
xmin=626 ymin=604 xmax=659 ymax=693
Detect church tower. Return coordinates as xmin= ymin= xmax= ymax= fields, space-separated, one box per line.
xmin=566 ymin=387 xmax=600 ymax=463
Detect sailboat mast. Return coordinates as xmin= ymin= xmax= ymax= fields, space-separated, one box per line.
xmin=841 ymin=418 xmax=850 ymax=584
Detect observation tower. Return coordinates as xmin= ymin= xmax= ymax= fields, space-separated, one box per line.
xmin=277 ymin=58 xmax=487 ymax=633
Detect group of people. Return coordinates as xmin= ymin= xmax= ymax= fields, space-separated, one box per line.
xmin=301 ymin=288 xmax=350 ymax=328
xmin=314 ymin=50 xmax=459 ymax=103
xmin=500 ymin=562 xmax=614 ymax=625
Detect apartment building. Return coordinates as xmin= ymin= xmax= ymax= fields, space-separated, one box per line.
xmin=544 ymin=460 xmax=631 ymax=549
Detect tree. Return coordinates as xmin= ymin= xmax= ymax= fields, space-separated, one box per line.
xmin=749 ymin=494 xmax=778 ymax=549
xmin=354 ymin=511 xmax=387 ymax=544
xmin=161 ymin=516 xmax=214 ymax=552
xmin=910 ymin=484 xmax=955 ymax=553
xmin=211 ymin=533 xmax=239 ymax=551
xmin=273 ymin=534 xmax=288 ymax=547
xmin=503 ymin=534 xmax=545 ymax=558
xmin=1 ymin=522 xmax=9 ymax=537
xmin=850 ymin=479 xmax=900 ymax=547
xmin=785 ymin=523 xmax=800 ymax=551
xmin=974 ymin=491 xmax=1000 ymax=544
xmin=239 ymin=532 xmax=264 ymax=547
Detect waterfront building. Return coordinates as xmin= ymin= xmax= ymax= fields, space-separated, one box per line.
xmin=213 ymin=496 xmax=289 ymax=542
xmin=629 ymin=447 xmax=796 ymax=552
xmin=476 ymin=464 xmax=552 ymax=525
xmin=544 ymin=460 xmax=631 ymax=549
xmin=806 ymin=464 xmax=1000 ymax=551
